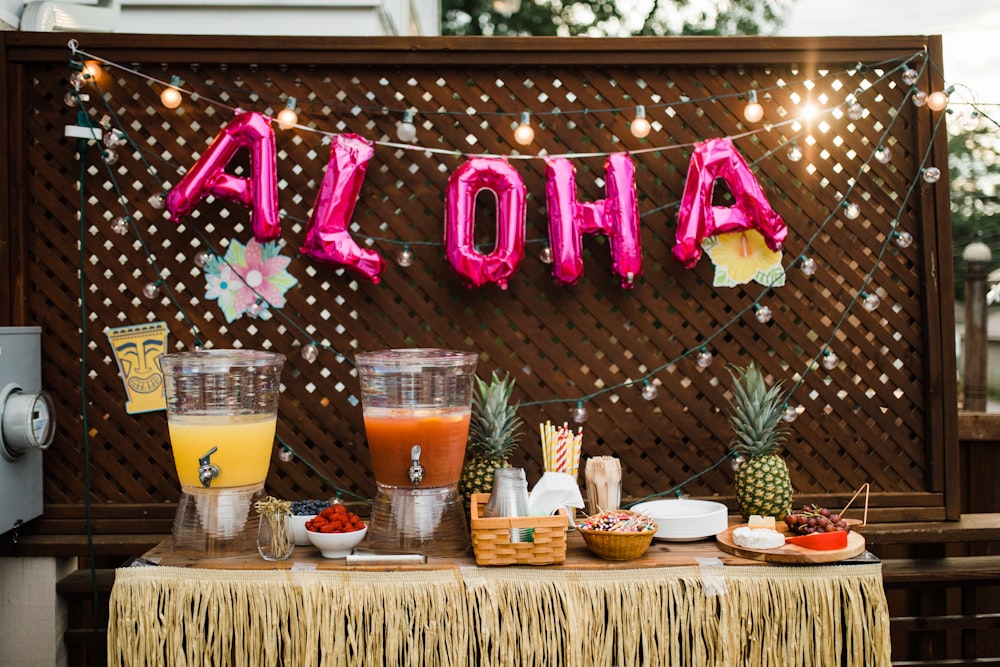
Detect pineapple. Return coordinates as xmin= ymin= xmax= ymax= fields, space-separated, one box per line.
xmin=726 ymin=363 xmax=794 ymax=520
xmin=459 ymin=371 xmax=523 ymax=512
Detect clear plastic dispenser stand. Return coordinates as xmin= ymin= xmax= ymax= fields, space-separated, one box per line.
xmin=160 ymin=349 xmax=285 ymax=558
xmin=356 ymin=349 xmax=477 ymax=557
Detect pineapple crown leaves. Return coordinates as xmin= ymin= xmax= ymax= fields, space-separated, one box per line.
xmin=724 ymin=362 xmax=791 ymax=457
xmin=468 ymin=370 xmax=524 ymax=459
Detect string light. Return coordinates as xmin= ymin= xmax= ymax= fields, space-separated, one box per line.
xmin=396 ymin=245 xmax=414 ymax=267
xmin=846 ymin=100 xmax=865 ymax=121
xmin=110 ymin=216 xmax=129 ymax=235
xmin=926 ymin=85 xmax=954 ymax=112
xmin=68 ymin=44 xmax=953 ymax=446
xmin=193 ymin=250 xmax=211 ymax=268
xmin=922 ymin=166 xmax=941 ymax=183
xmin=278 ymin=446 xmax=295 ymax=463
xmin=894 ymin=231 xmax=914 ymax=248
xmin=786 ymin=140 xmax=803 ymax=162
xmin=641 ymin=380 xmax=658 ymax=401
xmin=538 ymin=245 xmax=553 ymax=264
xmin=301 ymin=343 xmax=319 ymax=363
xmin=142 ymin=282 xmax=161 ymax=299
xmin=782 ymin=405 xmax=799 ymax=423
xmin=160 ymin=75 xmax=183 ymax=110
xmin=743 ymin=90 xmax=764 ymax=123
xmin=821 ymin=349 xmax=840 ymax=370
xmin=754 ymin=304 xmax=773 ymax=324
xmin=513 ymin=111 xmax=534 ymax=146
xmin=843 ymin=201 xmax=861 ymax=220
xmin=873 ymin=145 xmax=891 ymax=164
xmin=911 ymin=90 xmax=928 ymax=107
xmin=276 ymin=97 xmax=298 ymax=130
xmin=861 ymin=292 xmax=881 ymax=312
xmin=630 ymin=105 xmax=651 ymax=138
xmin=397 ymin=109 xmax=418 ymax=143
xmin=901 ymin=68 xmax=919 ymax=86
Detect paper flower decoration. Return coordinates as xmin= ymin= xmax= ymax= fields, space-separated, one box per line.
xmin=703 ymin=229 xmax=785 ymax=288
xmin=203 ymin=238 xmax=297 ymax=322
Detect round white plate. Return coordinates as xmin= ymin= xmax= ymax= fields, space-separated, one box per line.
xmin=630 ymin=499 xmax=729 ymax=542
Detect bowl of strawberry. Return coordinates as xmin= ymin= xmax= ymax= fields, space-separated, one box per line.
xmin=305 ymin=504 xmax=368 ymax=558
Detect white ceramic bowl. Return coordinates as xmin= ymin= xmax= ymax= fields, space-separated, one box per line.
xmin=630 ymin=499 xmax=728 ymax=542
xmin=289 ymin=515 xmax=316 ymax=546
xmin=306 ymin=524 xmax=368 ymax=558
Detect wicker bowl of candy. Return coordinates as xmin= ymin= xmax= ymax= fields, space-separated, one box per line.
xmin=577 ymin=510 xmax=658 ymax=561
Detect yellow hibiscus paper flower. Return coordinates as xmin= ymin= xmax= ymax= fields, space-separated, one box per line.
xmin=702 ymin=229 xmax=785 ymax=288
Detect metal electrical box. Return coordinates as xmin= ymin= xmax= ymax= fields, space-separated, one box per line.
xmin=0 ymin=327 xmax=55 ymax=535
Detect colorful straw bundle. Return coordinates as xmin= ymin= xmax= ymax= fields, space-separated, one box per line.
xmin=540 ymin=421 xmax=583 ymax=477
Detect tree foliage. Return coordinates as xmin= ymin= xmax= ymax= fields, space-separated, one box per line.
xmin=441 ymin=0 xmax=794 ymax=37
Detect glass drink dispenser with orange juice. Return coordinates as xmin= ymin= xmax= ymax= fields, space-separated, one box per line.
xmin=357 ymin=348 xmax=477 ymax=556
xmin=160 ymin=349 xmax=285 ymax=556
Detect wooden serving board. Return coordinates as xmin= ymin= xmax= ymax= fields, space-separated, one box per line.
xmin=716 ymin=525 xmax=866 ymax=564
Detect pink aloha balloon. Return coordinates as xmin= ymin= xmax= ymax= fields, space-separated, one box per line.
xmin=545 ymin=154 xmax=643 ymax=288
xmin=166 ymin=111 xmax=280 ymax=241
xmin=444 ymin=157 xmax=526 ymax=289
xmin=300 ymin=134 xmax=385 ymax=283
xmin=672 ymin=137 xmax=787 ymax=268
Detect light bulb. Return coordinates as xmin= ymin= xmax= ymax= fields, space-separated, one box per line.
xmin=755 ymin=305 xmax=773 ymax=324
xmin=695 ymin=348 xmax=713 ymax=368
xmin=847 ymin=101 xmax=864 ymax=121
xmin=572 ymin=402 xmax=588 ymax=424
xmin=630 ymin=105 xmax=651 ymax=138
xmin=731 ymin=454 xmax=744 ymax=471
xmin=276 ymin=97 xmax=298 ymax=130
xmin=822 ymin=350 xmax=839 ymax=370
xmin=895 ymin=231 xmax=914 ymax=248
xmin=962 ymin=111 xmax=981 ymax=131
xmin=787 ymin=141 xmax=803 ymax=162
xmin=538 ymin=245 xmax=553 ymax=264
xmin=103 ymin=129 xmax=123 ymax=148
xmin=142 ymin=282 xmax=160 ymax=299
xmin=862 ymin=292 xmax=881 ymax=312
xmin=922 ymin=166 xmax=941 ymax=184
xmin=514 ymin=111 xmax=534 ymax=146
xmin=901 ymin=68 xmax=919 ymax=86
xmin=743 ymin=90 xmax=764 ymax=123
xmin=641 ymin=381 xmax=658 ymax=401
xmin=193 ymin=250 xmax=211 ymax=268
xmin=911 ymin=91 xmax=927 ymax=107
xmin=148 ymin=193 xmax=165 ymax=210
xmin=801 ymin=256 xmax=818 ymax=276
xmin=110 ymin=216 xmax=130 ymax=235
xmin=396 ymin=245 xmax=414 ymax=267
xmin=278 ymin=447 xmax=295 ymax=463
xmin=782 ymin=406 xmax=799 ymax=423
xmin=397 ymin=109 xmax=417 ymax=143
xmin=64 ymin=90 xmax=79 ymax=107
xmin=926 ymin=87 xmax=952 ymax=112
xmin=843 ymin=201 xmax=861 ymax=220
xmin=301 ymin=343 xmax=319 ymax=363
xmin=103 ymin=149 xmax=118 ymax=166
xmin=161 ymin=76 xmax=183 ymax=109
xmin=874 ymin=146 xmax=891 ymax=164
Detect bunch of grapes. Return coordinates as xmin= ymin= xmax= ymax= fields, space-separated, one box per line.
xmin=784 ymin=504 xmax=850 ymax=535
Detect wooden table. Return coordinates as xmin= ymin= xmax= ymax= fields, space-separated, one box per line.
xmin=109 ymin=533 xmax=891 ymax=666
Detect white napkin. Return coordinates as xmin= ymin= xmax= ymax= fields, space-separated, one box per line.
xmin=528 ymin=471 xmax=585 ymax=517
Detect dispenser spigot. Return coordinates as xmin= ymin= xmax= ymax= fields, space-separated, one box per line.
xmin=198 ymin=446 xmax=221 ymax=488
xmin=408 ymin=445 xmax=424 ymax=487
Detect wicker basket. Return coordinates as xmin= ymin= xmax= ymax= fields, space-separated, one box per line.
xmin=577 ymin=512 xmax=658 ymax=561
xmin=470 ymin=493 xmax=569 ymax=566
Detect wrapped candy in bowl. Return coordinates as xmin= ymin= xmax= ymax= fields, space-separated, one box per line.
xmin=577 ymin=510 xmax=657 ymax=561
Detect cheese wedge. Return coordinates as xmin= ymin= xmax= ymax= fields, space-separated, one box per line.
xmin=748 ymin=515 xmax=776 ymax=531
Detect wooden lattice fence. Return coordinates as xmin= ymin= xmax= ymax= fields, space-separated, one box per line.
xmin=0 ymin=34 xmax=957 ymax=532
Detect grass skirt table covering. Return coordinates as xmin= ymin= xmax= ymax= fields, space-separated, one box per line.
xmin=109 ymin=560 xmax=890 ymax=666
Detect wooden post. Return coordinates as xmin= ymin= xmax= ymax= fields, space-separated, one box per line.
xmin=962 ymin=234 xmax=992 ymax=411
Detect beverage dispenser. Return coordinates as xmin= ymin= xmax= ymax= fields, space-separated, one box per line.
xmin=160 ymin=349 xmax=285 ymax=556
xmin=357 ymin=348 xmax=476 ymax=557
